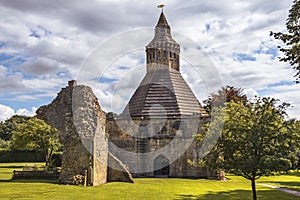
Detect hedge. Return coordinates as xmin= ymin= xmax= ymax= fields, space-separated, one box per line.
xmin=0 ymin=150 xmax=61 ymax=164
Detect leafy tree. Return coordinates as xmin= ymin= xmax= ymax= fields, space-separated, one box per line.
xmin=106 ymin=112 xmax=119 ymax=120
xmin=11 ymin=117 xmax=60 ymax=166
xmin=199 ymin=97 xmax=298 ymax=200
xmin=203 ymin=85 xmax=247 ymax=114
xmin=285 ymin=119 xmax=300 ymax=169
xmin=270 ymin=0 xmax=300 ymax=83
xmin=0 ymin=115 xmax=31 ymax=141
xmin=0 ymin=138 xmax=10 ymax=149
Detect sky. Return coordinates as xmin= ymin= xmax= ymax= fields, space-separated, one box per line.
xmin=0 ymin=0 xmax=299 ymax=121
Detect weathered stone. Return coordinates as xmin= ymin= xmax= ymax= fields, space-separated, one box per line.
xmin=107 ymin=116 xmax=220 ymax=178
xmin=37 ymin=80 xmax=108 ymax=186
xmin=107 ymin=152 xmax=134 ymax=183
xmin=37 ymin=80 xmax=134 ymax=185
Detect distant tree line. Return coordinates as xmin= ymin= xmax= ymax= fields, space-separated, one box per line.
xmin=0 ymin=115 xmax=61 ymax=166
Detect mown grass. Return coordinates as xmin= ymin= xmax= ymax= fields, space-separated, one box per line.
xmin=258 ymin=171 xmax=300 ymax=192
xmin=0 ymin=163 xmax=299 ymax=200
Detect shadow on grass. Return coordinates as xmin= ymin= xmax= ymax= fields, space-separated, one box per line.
xmin=176 ymin=190 xmax=250 ymax=200
xmin=0 ymin=178 xmax=59 ymax=184
xmin=260 ymin=180 xmax=300 ymax=192
xmin=0 ymin=166 xmax=24 ymax=169
xmin=286 ymin=171 xmax=300 ymax=177
xmin=265 ymin=181 xmax=300 ymax=187
xmin=175 ymin=189 xmax=298 ymax=200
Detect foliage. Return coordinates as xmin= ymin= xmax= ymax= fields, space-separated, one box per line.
xmin=198 ymin=97 xmax=299 ymax=200
xmin=270 ymin=0 xmax=300 ymax=83
xmin=106 ymin=112 xmax=119 ymax=119
xmin=0 ymin=138 xmax=10 ymax=149
xmin=203 ymin=85 xmax=247 ymax=114
xmin=0 ymin=150 xmax=44 ymax=163
xmin=0 ymin=115 xmax=31 ymax=141
xmin=284 ymin=119 xmax=300 ymax=169
xmin=11 ymin=118 xmax=61 ymax=166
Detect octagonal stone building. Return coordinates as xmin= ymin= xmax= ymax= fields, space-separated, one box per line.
xmin=107 ymin=11 xmax=220 ymax=179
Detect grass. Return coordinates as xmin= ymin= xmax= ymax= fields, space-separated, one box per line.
xmin=0 ymin=163 xmax=299 ymax=200
xmin=258 ymin=171 xmax=300 ymax=192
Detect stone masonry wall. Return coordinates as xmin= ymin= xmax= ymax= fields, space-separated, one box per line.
xmin=36 ymin=80 xmax=107 ymax=185
xmin=107 ymin=116 xmax=222 ymax=178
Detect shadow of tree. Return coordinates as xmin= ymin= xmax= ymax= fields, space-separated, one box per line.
xmin=259 ymin=181 xmax=300 ymax=192
xmin=286 ymin=172 xmax=300 ymax=177
xmin=0 ymin=178 xmax=58 ymax=184
xmin=175 ymin=189 xmax=299 ymax=200
xmin=0 ymin=166 xmax=24 ymax=169
xmin=266 ymin=181 xmax=300 ymax=187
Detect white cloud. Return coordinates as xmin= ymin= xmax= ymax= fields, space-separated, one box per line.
xmin=0 ymin=104 xmax=36 ymax=121
xmin=16 ymin=107 xmax=37 ymax=117
xmin=0 ymin=104 xmax=15 ymax=121
xmin=0 ymin=0 xmax=299 ymax=119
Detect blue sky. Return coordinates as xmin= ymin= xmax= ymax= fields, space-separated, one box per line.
xmin=0 ymin=0 xmax=299 ymax=120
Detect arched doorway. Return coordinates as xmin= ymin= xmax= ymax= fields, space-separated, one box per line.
xmin=154 ymin=155 xmax=170 ymax=177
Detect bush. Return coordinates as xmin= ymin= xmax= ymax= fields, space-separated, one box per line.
xmin=0 ymin=150 xmax=44 ymax=162
xmin=50 ymin=152 xmax=62 ymax=167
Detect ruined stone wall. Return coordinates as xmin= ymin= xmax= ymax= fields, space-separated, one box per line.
xmin=107 ymin=152 xmax=133 ymax=183
xmin=37 ymin=80 xmax=108 ymax=185
xmin=106 ymin=115 xmax=220 ymax=178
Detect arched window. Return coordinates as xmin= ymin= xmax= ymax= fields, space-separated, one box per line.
xmin=163 ymin=51 xmax=167 ymax=58
xmin=158 ymin=51 xmax=161 ymax=58
xmin=174 ymin=53 xmax=176 ymax=59
xmin=149 ymin=53 xmax=152 ymax=60
xmin=169 ymin=52 xmax=172 ymax=58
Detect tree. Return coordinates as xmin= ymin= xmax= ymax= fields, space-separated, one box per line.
xmin=11 ymin=117 xmax=60 ymax=166
xmin=202 ymin=97 xmax=298 ymax=200
xmin=270 ymin=0 xmax=300 ymax=83
xmin=285 ymin=119 xmax=300 ymax=169
xmin=0 ymin=115 xmax=31 ymax=141
xmin=203 ymin=85 xmax=247 ymax=114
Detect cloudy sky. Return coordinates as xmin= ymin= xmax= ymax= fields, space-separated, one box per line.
xmin=0 ymin=0 xmax=299 ymax=121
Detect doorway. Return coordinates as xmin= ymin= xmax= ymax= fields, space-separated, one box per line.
xmin=154 ymin=155 xmax=170 ymax=177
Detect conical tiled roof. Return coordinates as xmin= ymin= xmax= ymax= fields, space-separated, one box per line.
xmin=121 ymin=11 xmax=207 ymax=119
xmin=156 ymin=12 xmax=170 ymax=29
xmin=122 ymin=69 xmax=206 ymax=119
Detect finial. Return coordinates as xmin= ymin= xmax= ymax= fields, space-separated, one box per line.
xmin=157 ymin=4 xmax=165 ymax=12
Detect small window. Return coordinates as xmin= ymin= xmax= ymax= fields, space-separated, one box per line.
xmin=163 ymin=51 xmax=167 ymax=58
xmin=158 ymin=51 xmax=161 ymax=58
xmin=149 ymin=54 xmax=152 ymax=60
xmin=162 ymin=126 xmax=167 ymax=134
xmin=174 ymin=53 xmax=176 ymax=58
xmin=169 ymin=52 xmax=172 ymax=58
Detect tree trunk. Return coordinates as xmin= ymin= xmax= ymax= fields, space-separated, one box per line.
xmin=45 ymin=149 xmax=49 ymax=166
xmin=251 ymin=179 xmax=257 ymax=200
xmin=45 ymin=148 xmax=54 ymax=167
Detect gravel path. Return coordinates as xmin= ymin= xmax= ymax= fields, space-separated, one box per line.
xmin=259 ymin=183 xmax=300 ymax=197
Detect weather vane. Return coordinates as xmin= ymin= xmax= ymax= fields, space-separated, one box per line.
xmin=157 ymin=4 xmax=165 ymax=12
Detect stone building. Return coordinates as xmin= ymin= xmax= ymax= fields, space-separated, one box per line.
xmin=36 ymin=10 xmax=222 ymax=184
xmin=37 ymin=80 xmax=133 ymax=185
xmin=107 ymin=11 xmax=217 ymax=178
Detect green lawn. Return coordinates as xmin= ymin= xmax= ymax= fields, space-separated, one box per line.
xmin=258 ymin=171 xmax=300 ymax=192
xmin=0 ymin=163 xmax=299 ymax=200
